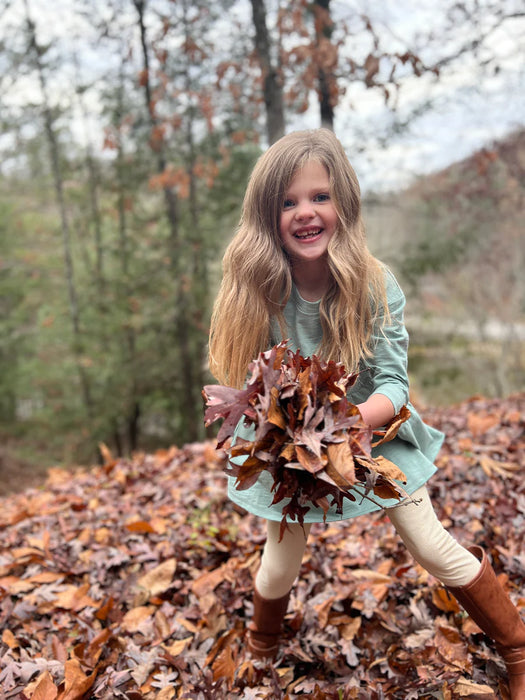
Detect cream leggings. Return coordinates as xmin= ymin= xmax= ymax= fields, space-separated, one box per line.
xmin=255 ymin=486 xmax=481 ymax=599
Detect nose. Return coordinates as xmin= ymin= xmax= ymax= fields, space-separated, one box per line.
xmin=295 ymin=200 xmax=315 ymax=220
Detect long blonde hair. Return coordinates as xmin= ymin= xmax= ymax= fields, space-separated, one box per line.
xmin=209 ymin=129 xmax=388 ymax=388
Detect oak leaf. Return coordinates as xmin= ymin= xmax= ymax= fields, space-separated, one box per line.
xmin=204 ymin=342 xmax=411 ymax=537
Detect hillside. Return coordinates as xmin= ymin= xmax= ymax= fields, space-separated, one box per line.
xmin=0 ymin=393 xmax=523 ymax=699
xmin=363 ymin=129 xmax=525 ymax=406
xmin=364 ymin=128 xmax=525 ymax=258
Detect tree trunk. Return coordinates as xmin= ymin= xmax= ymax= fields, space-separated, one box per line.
xmin=177 ymin=0 xmax=209 ymax=443
xmin=134 ymin=0 xmax=179 ymax=252
xmin=318 ymin=67 xmax=334 ymax=130
xmin=73 ymin=51 xmax=105 ymax=294
xmin=24 ymin=0 xmax=94 ymax=422
xmin=115 ymin=57 xmax=141 ymax=454
xmin=250 ymin=0 xmax=285 ymax=144
xmin=128 ymin=401 xmax=141 ymax=452
xmin=313 ymin=0 xmax=335 ymax=130
xmin=135 ymin=0 xmax=199 ymax=445
xmin=181 ymin=123 xmax=201 ymax=443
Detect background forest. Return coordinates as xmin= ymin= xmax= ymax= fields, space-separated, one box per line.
xmin=0 ymin=0 xmax=523 ymax=483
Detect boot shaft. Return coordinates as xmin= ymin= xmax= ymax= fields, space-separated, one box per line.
xmin=247 ymin=587 xmax=291 ymax=660
xmin=447 ymin=545 xmax=525 ymax=699
xmin=448 ymin=546 xmax=525 ymax=650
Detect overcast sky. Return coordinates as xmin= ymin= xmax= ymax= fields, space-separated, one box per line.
xmin=293 ymin=0 xmax=525 ymax=190
xmin=1 ymin=0 xmax=524 ymax=192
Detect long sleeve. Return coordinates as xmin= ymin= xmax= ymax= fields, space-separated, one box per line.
xmin=367 ymin=273 xmax=410 ymax=413
xmin=348 ymin=271 xmax=409 ymax=412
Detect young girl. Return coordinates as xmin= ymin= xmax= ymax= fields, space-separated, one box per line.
xmin=208 ymin=129 xmax=524 ymax=697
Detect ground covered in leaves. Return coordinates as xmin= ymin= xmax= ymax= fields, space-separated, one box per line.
xmin=1 ymin=394 xmax=524 ymax=699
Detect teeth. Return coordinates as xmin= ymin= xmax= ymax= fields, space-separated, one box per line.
xmin=295 ymin=229 xmax=321 ymax=239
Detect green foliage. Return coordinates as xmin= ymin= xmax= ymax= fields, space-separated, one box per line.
xmin=0 ymin=136 xmax=258 ymax=467
xmin=400 ymin=224 xmax=469 ymax=283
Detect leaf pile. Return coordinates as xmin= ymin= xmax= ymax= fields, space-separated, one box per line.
xmin=203 ymin=342 xmax=411 ymax=537
xmin=0 ymin=393 xmax=524 ymax=699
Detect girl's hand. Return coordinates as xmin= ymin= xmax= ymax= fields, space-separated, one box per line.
xmin=357 ymin=393 xmax=395 ymax=429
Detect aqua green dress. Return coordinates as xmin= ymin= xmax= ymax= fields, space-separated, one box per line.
xmin=227 ymin=271 xmax=444 ymax=522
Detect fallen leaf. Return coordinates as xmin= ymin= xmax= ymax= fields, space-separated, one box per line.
xmin=432 ymin=587 xmax=460 ymax=613
xmin=212 ymin=645 xmax=236 ymax=684
xmin=121 ymin=605 xmax=156 ymax=633
xmin=59 ymin=659 xmax=96 ymax=700
xmin=1 ymin=392 xmax=522 ymax=699
xmin=2 ymin=628 xmax=19 ymax=649
xmin=453 ymin=678 xmax=495 ymax=696
xmin=164 ymin=637 xmax=192 ymax=656
xmin=137 ymin=558 xmax=177 ymax=598
xmin=25 ymin=670 xmax=58 ymax=700
xmin=479 ymin=456 xmax=519 ymax=478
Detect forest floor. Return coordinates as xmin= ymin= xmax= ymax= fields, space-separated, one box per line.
xmin=0 ymin=393 xmax=524 ymax=699
xmin=0 ymin=444 xmax=50 ymax=498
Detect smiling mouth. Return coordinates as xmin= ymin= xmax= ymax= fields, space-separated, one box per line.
xmin=294 ymin=228 xmax=322 ymax=239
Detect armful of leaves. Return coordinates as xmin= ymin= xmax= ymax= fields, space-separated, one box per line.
xmin=203 ymin=342 xmax=412 ymax=540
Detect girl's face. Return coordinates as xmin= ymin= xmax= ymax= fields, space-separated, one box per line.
xmin=279 ymin=160 xmax=338 ymax=268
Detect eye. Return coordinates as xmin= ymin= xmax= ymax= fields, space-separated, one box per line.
xmin=314 ymin=193 xmax=330 ymax=202
xmin=282 ymin=198 xmax=295 ymax=209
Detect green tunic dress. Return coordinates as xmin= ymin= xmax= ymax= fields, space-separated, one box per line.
xmin=227 ymin=270 xmax=444 ymax=522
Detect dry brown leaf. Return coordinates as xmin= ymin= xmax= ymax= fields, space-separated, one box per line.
xmin=137 ymin=558 xmax=177 ymax=598
xmin=277 ymin=666 xmax=294 ymax=687
xmin=432 ymin=587 xmax=461 ymax=613
xmin=174 ymin=616 xmax=199 ymax=634
xmin=156 ymin=688 xmax=175 ymax=700
xmin=268 ymin=386 xmax=287 ymax=429
xmin=191 ymin=560 xmax=234 ymax=597
xmin=372 ymin=405 xmax=411 ymax=446
xmin=339 ymin=616 xmax=361 ymax=641
xmin=453 ymin=678 xmax=495 ymax=696
xmin=212 ymin=645 xmax=236 ymax=684
xmin=462 ymin=616 xmax=483 ymax=636
xmin=435 ymin=625 xmax=472 ymax=674
xmin=154 ymin=609 xmax=172 ymax=640
xmin=25 ymin=670 xmax=58 ymax=700
xmin=53 ymin=583 xmax=98 ymax=611
xmin=314 ymin=596 xmax=336 ymax=629
xmin=467 ymin=411 xmax=500 ymax=436
xmin=58 ymin=659 xmax=96 ymax=700
xmin=479 ymin=456 xmax=519 ymax=478
xmin=98 ymin=442 xmax=113 ymax=465
xmin=125 ymin=519 xmax=157 ymax=533
xmin=121 ymin=605 xmax=156 ymax=633
xmin=86 ymin=628 xmax=112 ymax=665
xmin=371 ymin=455 xmax=407 ymax=483
xmin=2 ymin=628 xmax=19 ymax=649
xmin=326 ymin=441 xmax=356 ymax=484
xmin=164 ymin=636 xmax=193 ymax=656
xmin=347 ymin=569 xmax=392 ymax=584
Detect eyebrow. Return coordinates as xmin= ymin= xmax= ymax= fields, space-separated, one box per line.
xmin=284 ymin=183 xmax=331 ymax=196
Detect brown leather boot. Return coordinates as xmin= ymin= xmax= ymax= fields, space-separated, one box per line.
xmin=246 ymin=587 xmax=291 ymax=661
xmin=447 ymin=545 xmax=525 ymax=700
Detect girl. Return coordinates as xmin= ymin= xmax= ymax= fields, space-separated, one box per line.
xmin=208 ymin=129 xmax=524 ymax=697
